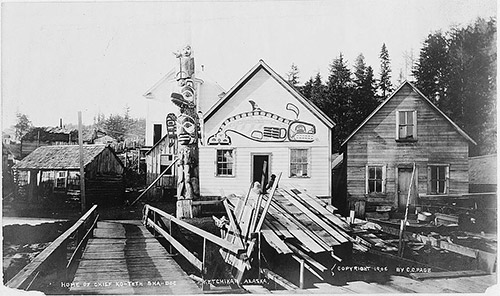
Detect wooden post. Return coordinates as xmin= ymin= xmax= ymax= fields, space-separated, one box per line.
xmin=258 ymin=231 xmax=261 ymax=280
xmin=399 ymin=162 xmax=416 ymax=257
xmin=299 ymin=257 xmax=305 ymax=289
xmin=78 ymin=111 xmax=86 ymax=213
xmin=168 ymin=218 xmax=173 ymax=253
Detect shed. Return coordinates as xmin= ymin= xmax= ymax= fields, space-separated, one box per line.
xmin=13 ymin=145 xmax=124 ymax=206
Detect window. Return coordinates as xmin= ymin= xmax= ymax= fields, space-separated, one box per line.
xmin=428 ymin=165 xmax=449 ymax=194
xmin=153 ymin=124 xmax=162 ymax=145
xmin=366 ymin=165 xmax=386 ymax=194
xmin=160 ymin=154 xmax=174 ymax=176
xmin=216 ymin=149 xmax=234 ymax=176
xmin=290 ymin=149 xmax=309 ymax=177
xmin=55 ymin=171 xmax=67 ymax=188
xmin=397 ymin=110 xmax=417 ymax=140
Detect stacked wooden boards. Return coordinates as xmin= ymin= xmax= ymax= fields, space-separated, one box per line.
xmin=220 ymin=181 xmax=357 ymax=284
xmin=261 ymin=185 xmax=353 ymax=256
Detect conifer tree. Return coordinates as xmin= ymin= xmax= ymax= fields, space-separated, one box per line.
xmin=379 ymin=43 xmax=393 ymax=99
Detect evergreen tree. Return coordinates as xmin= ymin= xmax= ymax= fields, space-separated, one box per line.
xmin=352 ymin=54 xmax=379 ymax=127
xmin=379 ymin=43 xmax=393 ymax=99
xmin=412 ymin=31 xmax=450 ymax=105
xmin=327 ymin=53 xmax=354 ymax=151
xmin=300 ymin=77 xmax=314 ymax=99
xmin=286 ymin=63 xmax=300 ymax=87
xmin=413 ymin=18 xmax=496 ymax=155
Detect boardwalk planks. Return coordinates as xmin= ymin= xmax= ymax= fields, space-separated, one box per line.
xmin=70 ymin=220 xmax=200 ymax=295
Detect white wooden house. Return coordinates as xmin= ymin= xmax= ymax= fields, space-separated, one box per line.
xmin=200 ymin=60 xmax=335 ymax=198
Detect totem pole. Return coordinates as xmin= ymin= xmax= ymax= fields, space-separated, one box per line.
xmin=170 ymin=45 xmax=201 ymax=218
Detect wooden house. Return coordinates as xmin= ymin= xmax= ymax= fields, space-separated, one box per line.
xmin=12 ymin=145 xmax=124 ymax=206
xmin=20 ymin=127 xmax=78 ymax=158
xmin=338 ymin=81 xmax=476 ymax=218
xmin=201 ymin=60 xmax=335 ymax=198
xmin=142 ymin=67 xmax=225 ymax=195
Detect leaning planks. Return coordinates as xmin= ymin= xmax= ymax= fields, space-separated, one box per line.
xmin=278 ymin=187 xmax=349 ymax=244
xmin=271 ymin=192 xmax=337 ymax=249
xmin=284 ymin=184 xmax=351 ymax=232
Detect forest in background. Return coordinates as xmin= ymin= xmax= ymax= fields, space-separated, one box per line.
xmin=287 ymin=17 xmax=496 ymax=156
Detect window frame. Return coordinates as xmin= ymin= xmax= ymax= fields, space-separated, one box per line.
xmin=160 ymin=154 xmax=175 ymax=176
xmin=365 ymin=165 xmax=387 ymax=194
xmin=215 ymin=149 xmax=235 ymax=177
xmin=55 ymin=170 xmax=67 ymax=189
xmin=427 ymin=164 xmax=450 ymax=195
xmin=396 ymin=110 xmax=418 ymax=141
xmin=289 ymin=148 xmax=311 ymax=178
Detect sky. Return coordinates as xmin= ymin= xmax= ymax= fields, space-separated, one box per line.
xmin=1 ymin=0 xmax=497 ymax=130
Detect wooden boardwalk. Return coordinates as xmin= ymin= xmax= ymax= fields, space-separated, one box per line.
xmin=70 ymin=220 xmax=201 ymax=295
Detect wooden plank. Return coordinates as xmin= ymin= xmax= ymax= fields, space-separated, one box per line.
xmin=222 ymin=199 xmax=244 ymax=248
xmin=270 ymin=196 xmax=334 ymax=250
xmin=145 ymin=205 xmax=242 ymax=254
xmin=267 ymin=202 xmax=325 ymax=253
xmin=285 ymin=243 xmax=327 ymax=272
xmin=286 ymin=184 xmax=351 ymax=231
xmin=260 ymin=268 xmax=298 ymax=290
xmin=291 ymin=255 xmax=324 ymax=281
xmin=266 ymin=217 xmax=294 ymax=239
xmin=261 ymin=225 xmax=292 ymax=254
xmin=6 ymin=205 xmax=98 ymax=289
xmin=279 ymin=188 xmax=348 ymax=244
xmin=387 ymin=275 xmax=458 ymax=293
xmin=410 ymin=269 xmax=489 ymax=280
xmin=146 ymin=218 xmax=203 ymax=272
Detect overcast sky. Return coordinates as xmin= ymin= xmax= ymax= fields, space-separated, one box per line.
xmin=1 ymin=0 xmax=497 ymax=129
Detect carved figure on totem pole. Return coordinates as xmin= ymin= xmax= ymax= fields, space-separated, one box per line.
xmin=170 ymin=45 xmax=200 ymax=218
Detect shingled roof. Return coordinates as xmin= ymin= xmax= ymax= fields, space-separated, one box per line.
xmin=13 ymin=145 xmax=109 ymax=170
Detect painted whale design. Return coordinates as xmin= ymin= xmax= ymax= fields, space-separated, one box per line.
xmin=207 ymin=101 xmax=316 ymax=145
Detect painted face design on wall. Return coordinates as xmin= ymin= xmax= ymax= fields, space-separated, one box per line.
xmin=177 ymin=114 xmax=198 ymax=145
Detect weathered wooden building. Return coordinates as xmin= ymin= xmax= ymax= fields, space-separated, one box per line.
xmin=13 ymin=145 xmax=124 ymax=206
xmin=338 ymin=81 xmax=476 ymax=217
xmin=20 ymin=127 xmax=78 ymax=158
xmin=201 ymin=60 xmax=335 ymax=198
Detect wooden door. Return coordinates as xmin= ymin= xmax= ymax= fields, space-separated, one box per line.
xmin=398 ymin=167 xmax=415 ymax=209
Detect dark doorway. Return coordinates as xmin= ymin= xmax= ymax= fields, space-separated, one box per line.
xmin=153 ymin=124 xmax=162 ymax=145
xmin=252 ymin=154 xmax=270 ymax=187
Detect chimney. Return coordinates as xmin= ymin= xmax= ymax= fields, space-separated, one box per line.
xmin=201 ymin=65 xmax=205 ymax=72
xmin=60 ymin=118 xmax=63 ymax=128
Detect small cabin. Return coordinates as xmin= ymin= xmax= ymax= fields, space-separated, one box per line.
xmin=338 ymin=81 xmax=476 ymax=218
xmin=13 ymin=145 xmax=124 ymax=206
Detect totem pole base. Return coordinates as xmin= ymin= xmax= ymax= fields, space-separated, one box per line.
xmin=176 ymin=199 xmax=201 ymax=218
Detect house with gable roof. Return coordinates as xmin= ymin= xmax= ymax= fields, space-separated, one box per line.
xmin=338 ymin=81 xmax=476 ymax=218
xmin=200 ymin=60 xmax=335 ymax=198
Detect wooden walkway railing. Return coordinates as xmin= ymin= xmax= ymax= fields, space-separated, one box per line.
xmin=6 ymin=205 xmax=99 ymax=290
xmin=142 ymin=204 xmax=244 ymax=288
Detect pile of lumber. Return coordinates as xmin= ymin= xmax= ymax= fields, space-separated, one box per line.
xmin=216 ymin=174 xmax=358 ymax=286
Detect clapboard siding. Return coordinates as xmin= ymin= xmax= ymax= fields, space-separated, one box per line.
xmin=201 ymin=63 xmax=333 ymax=199
xmin=344 ymin=83 xmax=471 ymax=216
xmin=199 ymin=145 xmax=331 ymax=197
xmin=145 ymin=136 xmax=177 ymax=189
